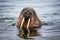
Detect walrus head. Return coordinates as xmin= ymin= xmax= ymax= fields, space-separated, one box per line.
xmin=16 ymin=7 xmax=42 ymax=29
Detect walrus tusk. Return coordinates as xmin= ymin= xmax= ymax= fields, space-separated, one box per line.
xmin=20 ymin=17 xmax=25 ymax=29
xmin=27 ymin=18 xmax=30 ymax=29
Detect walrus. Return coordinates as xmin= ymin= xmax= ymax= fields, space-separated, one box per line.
xmin=16 ymin=7 xmax=42 ymax=34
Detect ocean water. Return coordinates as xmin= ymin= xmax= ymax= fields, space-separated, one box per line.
xmin=0 ymin=0 xmax=60 ymax=40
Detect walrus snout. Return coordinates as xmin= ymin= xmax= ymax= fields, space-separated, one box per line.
xmin=23 ymin=11 xmax=32 ymax=19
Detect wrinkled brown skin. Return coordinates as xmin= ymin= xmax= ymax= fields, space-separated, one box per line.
xmin=16 ymin=7 xmax=42 ymax=29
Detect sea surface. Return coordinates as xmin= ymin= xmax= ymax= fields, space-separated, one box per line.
xmin=0 ymin=0 xmax=60 ymax=40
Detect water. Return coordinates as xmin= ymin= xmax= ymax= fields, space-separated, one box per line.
xmin=0 ymin=0 xmax=60 ymax=40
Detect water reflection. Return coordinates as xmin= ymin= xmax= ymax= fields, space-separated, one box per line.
xmin=17 ymin=29 xmax=40 ymax=39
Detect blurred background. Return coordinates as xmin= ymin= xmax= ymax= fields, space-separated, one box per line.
xmin=0 ymin=0 xmax=60 ymax=40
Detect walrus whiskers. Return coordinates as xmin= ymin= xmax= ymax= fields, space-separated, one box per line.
xmin=27 ymin=18 xmax=30 ymax=36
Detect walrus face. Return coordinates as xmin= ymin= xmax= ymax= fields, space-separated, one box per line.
xmin=23 ymin=11 xmax=32 ymax=20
